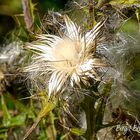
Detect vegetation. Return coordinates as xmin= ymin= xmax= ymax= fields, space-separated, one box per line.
xmin=0 ymin=0 xmax=140 ymax=140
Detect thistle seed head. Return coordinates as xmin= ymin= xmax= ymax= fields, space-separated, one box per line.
xmin=26 ymin=15 xmax=106 ymax=97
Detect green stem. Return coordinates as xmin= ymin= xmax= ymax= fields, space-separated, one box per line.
xmin=82 ymin=92 xmax=98 ymax=140
xmin=49 ymin=112 xmax=56 ymax=140
xmin=82 ymin=81 xmax=112 ymax=140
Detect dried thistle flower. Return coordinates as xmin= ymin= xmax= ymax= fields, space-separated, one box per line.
xmin=26 ymin=15 xmax=106 ymax=97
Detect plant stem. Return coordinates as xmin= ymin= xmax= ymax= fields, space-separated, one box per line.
xmin=82 ymin=89 xmax=98 ymax=140
xmin=82 ymin=81 xmax=112 ymax=140
xmin=48 ymin=112 xmax=56 ymax=140
xmin=88 ymin=0 xmax=95 ymax=29
xmin=22 ymin=0 xmax=34 ymax=31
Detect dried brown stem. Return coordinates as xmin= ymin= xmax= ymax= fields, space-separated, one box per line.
xmin=23 ymin=117 xmax=42 ymax=140
xmin=88 ymin=0 xmax=95 ymax=29
xmin=22 ymin=0 xmax=34 ymax=31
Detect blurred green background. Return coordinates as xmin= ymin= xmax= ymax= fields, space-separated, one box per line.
xmin=0 ymin=0 xmax=68 ymax=44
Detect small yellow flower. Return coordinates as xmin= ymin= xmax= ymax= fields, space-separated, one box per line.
xmin=26 ymin=15 xmax=106 ymax=96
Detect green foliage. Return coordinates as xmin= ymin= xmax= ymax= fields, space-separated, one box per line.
xmin=121 ymin=19 xmax=139 ymax=34
xmin=0 ymin=94 xmax=26 ymax=139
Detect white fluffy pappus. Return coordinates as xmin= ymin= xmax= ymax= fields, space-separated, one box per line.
xmin=25 ymin=15 xmax=106 ymax=97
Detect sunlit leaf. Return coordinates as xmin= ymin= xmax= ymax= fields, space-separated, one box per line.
xmin=121 ymin=19 xmax=139 ymax=34
xmin=10 ymin=114 xmax=26 ymax=126
xmin=110 ymin=0 xmax=140 ymax=5
xmin=71 ymin=128 xmax=86 ymax=136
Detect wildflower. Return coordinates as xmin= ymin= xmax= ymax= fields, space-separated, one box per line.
xmin=26 ymin=15 xmax=106 ymax=97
